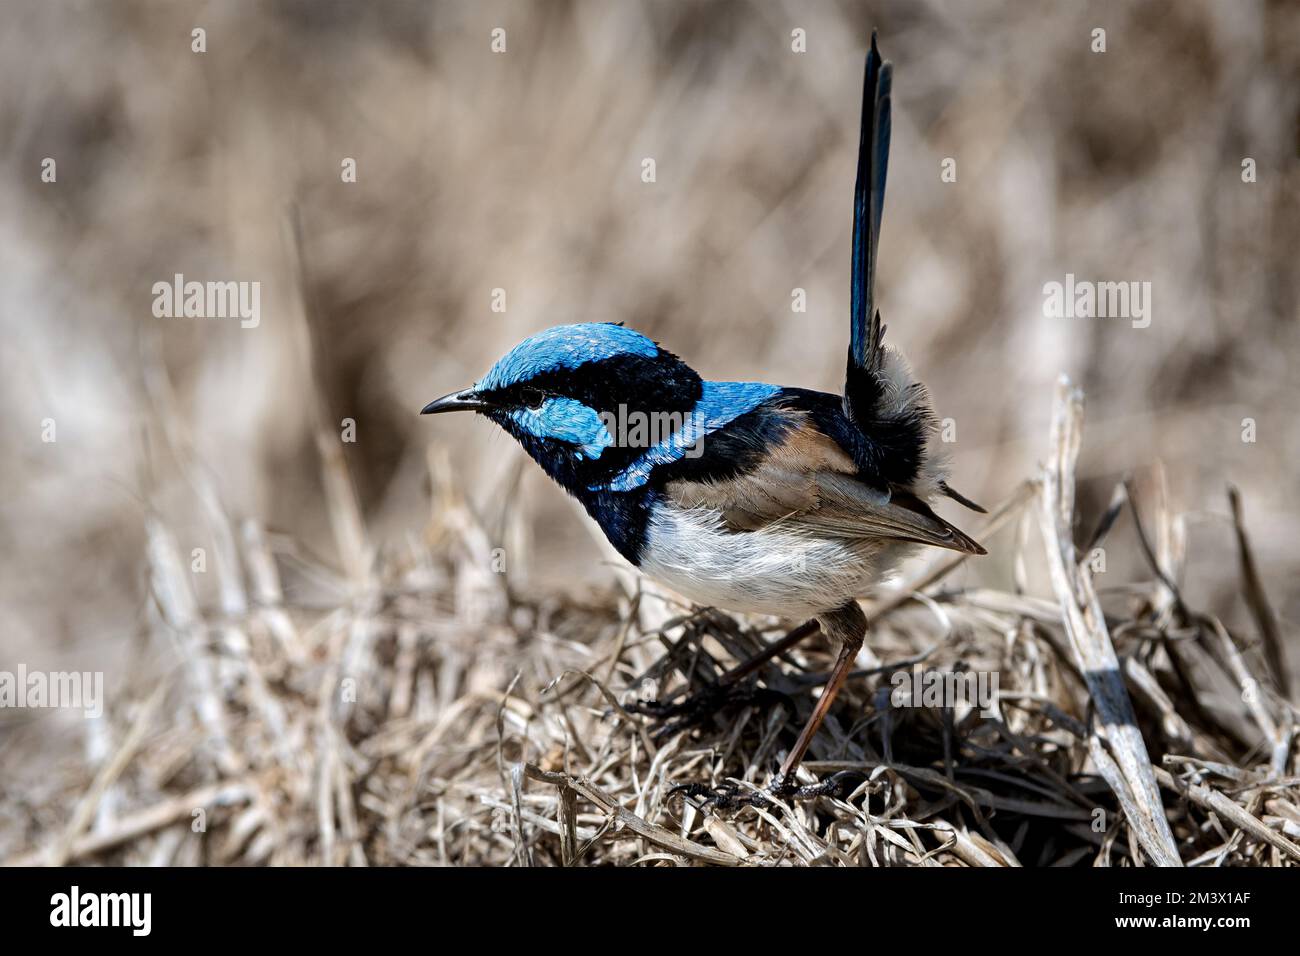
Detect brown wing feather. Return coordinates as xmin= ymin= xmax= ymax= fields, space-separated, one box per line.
xmin=665 ymin=416 xmax=871 ymax=530
xmin=814 ymin=479 xmax=987 ymax=555
xmin=664 ymin=419 xmax=985 ymax=555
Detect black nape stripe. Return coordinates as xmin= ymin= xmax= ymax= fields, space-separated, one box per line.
xmin=649 ymin=402 xmax=794 ymax=488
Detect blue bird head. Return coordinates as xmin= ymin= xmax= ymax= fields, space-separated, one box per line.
xmin=422 ymin=323 xmax=702 ymax=493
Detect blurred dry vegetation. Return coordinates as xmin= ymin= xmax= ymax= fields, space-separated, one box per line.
xmin=1 ymin=0 xmax=1298 ymax=865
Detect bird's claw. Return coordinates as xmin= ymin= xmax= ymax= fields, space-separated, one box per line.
xmin=670 ymin=771 xmax=868 ymax=811
xmin=670 ymin=780 xmax=773 ymax=810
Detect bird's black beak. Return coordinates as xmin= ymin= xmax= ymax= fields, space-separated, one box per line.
xmin=420 ymin=388 xmax=487 ymax=415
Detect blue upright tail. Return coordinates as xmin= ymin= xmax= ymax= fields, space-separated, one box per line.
xmin=845 ymin=31 xmax=892 ymax=419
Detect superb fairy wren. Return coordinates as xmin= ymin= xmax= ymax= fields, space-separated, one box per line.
xmin=423 ymin=34 xmax=985 ymax=798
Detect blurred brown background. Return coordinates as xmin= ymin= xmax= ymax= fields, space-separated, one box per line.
xmin=2 ymin=0 xmax=1298 ymax=783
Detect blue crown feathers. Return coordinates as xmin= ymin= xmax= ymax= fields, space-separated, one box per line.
xmin=477 ymin=323 xmax=660 ymax=392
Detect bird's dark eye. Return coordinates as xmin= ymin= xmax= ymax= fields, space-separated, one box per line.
xmin=520 ymin=387 xmax=546 ymax=411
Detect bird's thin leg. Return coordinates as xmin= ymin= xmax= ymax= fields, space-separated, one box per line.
xmin=771 ymin=602 xmax=866 ymax=793
xmin=672 ymin=604 xmax=868 ymax=810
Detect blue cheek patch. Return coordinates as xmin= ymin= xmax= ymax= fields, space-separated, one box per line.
xmin=511 ymin=398 xmax=613 ymax=460
xmin=602 ymin=380 xmax=780 ymax=492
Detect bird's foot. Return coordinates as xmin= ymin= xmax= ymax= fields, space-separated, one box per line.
xmin=670 ymin=771 xmax=868 ymax=811
xmin=626 ymin=682 xmax=794 ymax=742
xmin=773 ymin=770 xmax=869 ymax=802
xmin=670 ymin=780 xmax=774 ymax=811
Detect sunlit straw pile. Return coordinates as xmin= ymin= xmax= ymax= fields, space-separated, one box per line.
xmin=3 ymin=375 xmax=1296 ymax=867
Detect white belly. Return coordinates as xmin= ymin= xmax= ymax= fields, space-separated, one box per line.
xmin=638 ymin=503 xmax=892 ymax=620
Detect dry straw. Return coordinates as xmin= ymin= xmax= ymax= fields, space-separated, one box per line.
xmin=6 ymin=375 xmax=1297 ymax=867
